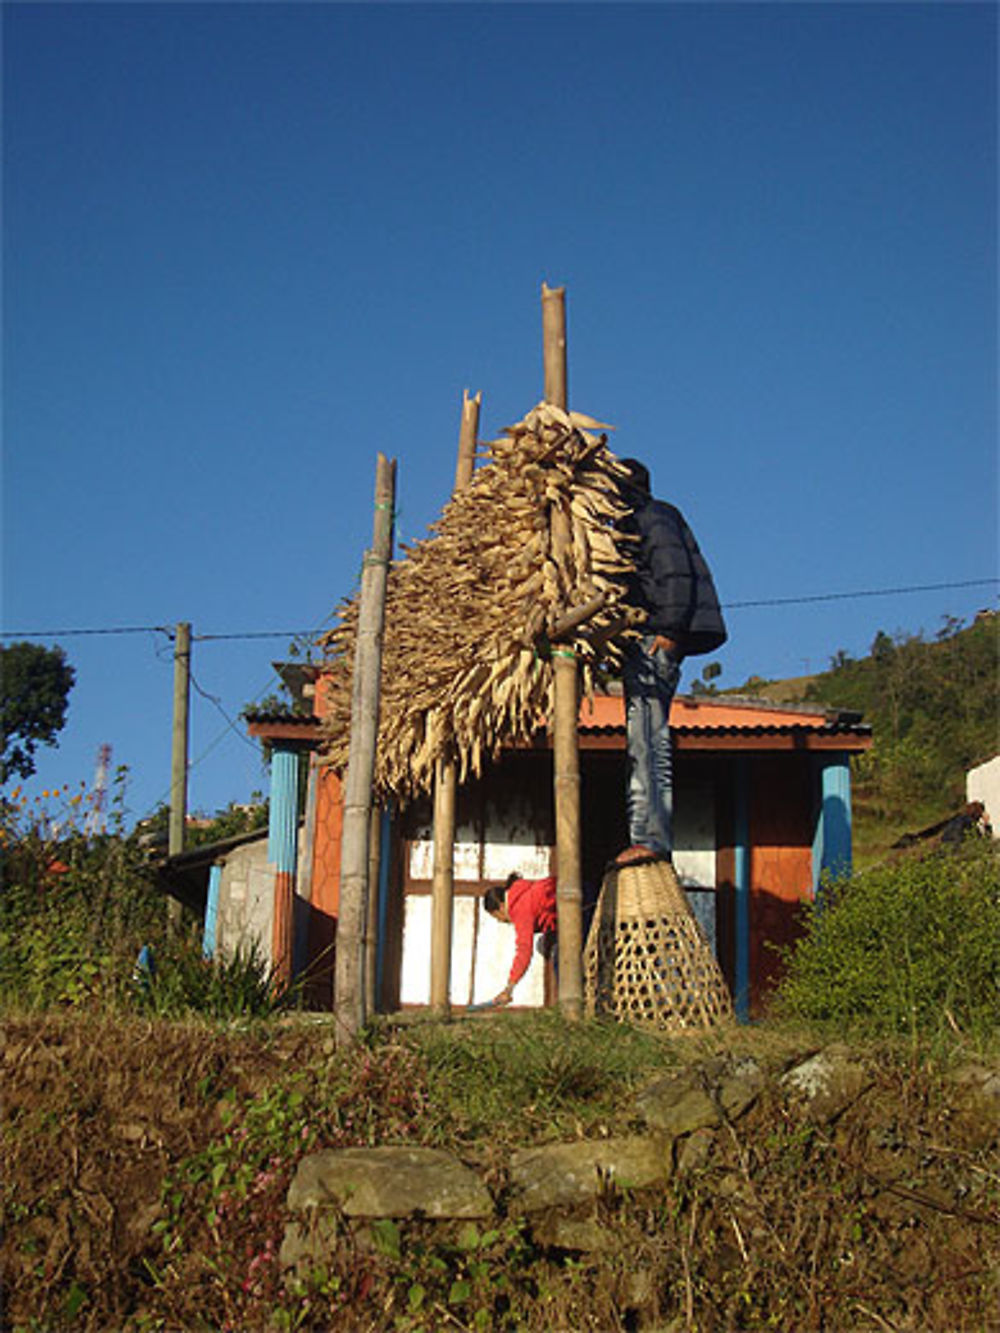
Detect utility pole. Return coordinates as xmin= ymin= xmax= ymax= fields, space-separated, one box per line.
xmin=168 ymin=621 xmax=191 ymax=929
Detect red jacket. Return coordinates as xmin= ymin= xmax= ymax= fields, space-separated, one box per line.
xmin=506 ymin=876 xmax=557 ymax=987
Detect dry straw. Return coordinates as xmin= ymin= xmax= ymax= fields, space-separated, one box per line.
xmin=321 ymin=402 xmax=643 ymax=798
xmin=584 ymin=860 xmax=733 ymax=1029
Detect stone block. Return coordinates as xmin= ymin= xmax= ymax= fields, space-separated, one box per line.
xmin=286 ymin=1146 xmax=493 ymax=1219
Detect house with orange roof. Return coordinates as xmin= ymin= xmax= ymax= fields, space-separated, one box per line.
xmin=242 ymin=676 xmax=871 ymax=1019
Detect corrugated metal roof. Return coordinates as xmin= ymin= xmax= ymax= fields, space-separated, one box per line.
xmin=578 ymin=719 xmax=871 ymax=739
xmin=243 ymin=710 xmax=321 ymax=726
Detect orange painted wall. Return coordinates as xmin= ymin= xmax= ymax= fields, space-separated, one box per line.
xmin=304 ymin=763 xmax=343 ymax=1007
xmin=748 ymin=754 xmax=815 ymax=1009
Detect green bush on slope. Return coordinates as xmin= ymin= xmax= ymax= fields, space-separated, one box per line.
xmin=776 ymin=837 xmax=999 ymax=1044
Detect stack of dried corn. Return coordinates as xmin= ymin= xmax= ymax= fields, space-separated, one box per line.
xmin=320 ymin=402 xmax=643 ymax=798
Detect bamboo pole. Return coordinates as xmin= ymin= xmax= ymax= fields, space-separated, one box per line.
xmin=335 ymin=453 xmax=396 ymax=1046
xmin=429 ymin=753 xmax=457 ymax=1014
xmin=430 ymin=389 xmax=481 ymax=1015
xmin=454 ymin=389 xmax=481 ymax=493
xmin=541 ymin=283 xmax=568 ymax=409
xmin=542 ymin=282 xmax=584 ymax=1020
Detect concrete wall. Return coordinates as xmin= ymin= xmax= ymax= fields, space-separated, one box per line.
xmin=213 ymin=829 xmax=310 ymax=967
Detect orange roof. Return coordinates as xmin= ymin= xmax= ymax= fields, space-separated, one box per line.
xmin=578 ymin=693 xmax=845 ymax=730
xmin=572 ymin=692 xmax=872 ymax=753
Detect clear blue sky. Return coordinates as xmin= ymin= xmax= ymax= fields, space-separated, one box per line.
xmin=3 ymin=2 xmax=996 ymax=828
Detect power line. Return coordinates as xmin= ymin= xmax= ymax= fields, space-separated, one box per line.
xmin=0 ymin=625 xmax=172 ymax=639
xmin=2 ymin=577 xmax=996 ymax=641
xmin=722 ymin=578 xmax=998 ymax=610
xmin=189 ymin=671 xmax=260 ymax=751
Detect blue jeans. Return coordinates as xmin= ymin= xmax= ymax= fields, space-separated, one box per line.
xmin=623 ymin=637 xmax=682 ymax=857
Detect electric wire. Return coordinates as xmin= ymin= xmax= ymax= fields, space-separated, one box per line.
xmin=3 ymin=577 xmax=996 ymax=641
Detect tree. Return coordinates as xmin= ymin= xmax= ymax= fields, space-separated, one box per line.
xmin=1 ymin=643 xmax=76 ymax=784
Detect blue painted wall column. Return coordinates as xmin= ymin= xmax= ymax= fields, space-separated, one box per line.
xmin=812 ymin=754 xmax=853 ymax=897
xmin=202 ymin=862 xmax=222 ymax=959
xmin=733 ymin=755 xmax=751 ymax=1022
xmin=375 ymin=803 xmax=393 ymax=1008
xmin=269 ymin=743 xmax=303 ymax=990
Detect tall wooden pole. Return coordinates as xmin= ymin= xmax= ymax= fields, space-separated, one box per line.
xmin=167 ymin=620 xmax=191 ymax=929
xmin=542 ymin=283 xmax=584 ymax=1020
xmin=430 ymin=389 xmax=481 ymax=1015
xmin=335 ymin=454 xmax=396 ymax=1046
xmin=454 ymin=389 xmax=481 ymax=493
xmin=429 ymin=752 xmax=457 ymax=1014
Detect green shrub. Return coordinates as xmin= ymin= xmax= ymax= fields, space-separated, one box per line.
xmin=0 ymin=782 xmax=282 ymax=1021
xmin=775 ymin=837 xmax=999 ymax=1044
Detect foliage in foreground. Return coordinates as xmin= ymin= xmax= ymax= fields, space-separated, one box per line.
xmin=776 ymin=836 xmax=999 ymax=1044
xmin=0 ymin=782 xmax=279 ymax=1020
xmin=4 ymin=1010 xmax=997 ymax=1333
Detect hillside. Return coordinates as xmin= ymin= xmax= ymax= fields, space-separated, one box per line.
xmin=731 ymin=613 xmax=998 ymax=860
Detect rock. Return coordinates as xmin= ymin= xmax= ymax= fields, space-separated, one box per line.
xmin=946 ymin=1062 xmax=1000 ymax=1150
xmin=780 ymin=1044 xmax=872 ymax=1124
xmin=531 ymin=1214 xmax=609 ymax=1252
xmin=509 ymin=1137 xmax=668 ymax=1212
xmin=635 ymin=1073 xmax=719 ymax=1136
xmin=286 ymin=1147 xmax=493 ymax=1219
xmin=677 ymin=1126 xmax=716 ymax=1174
xmin=951 ymin=1062 xmax=1000 ymax=1101
xmin=636 ymin=1058 xmax=763 ymax=1137
xmin=717 ymin=1058 xmax=765 ymax=1119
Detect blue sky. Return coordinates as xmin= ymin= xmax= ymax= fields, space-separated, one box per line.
xmin=3 ymin=2 xmax=996 ymax=827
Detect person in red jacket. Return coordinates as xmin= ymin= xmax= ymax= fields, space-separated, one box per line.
xmin=483 ymin=872 xmax=557 ymax=1006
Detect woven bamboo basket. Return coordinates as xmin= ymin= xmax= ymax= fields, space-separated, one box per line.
xmin=584 ymin=859 xmax=732 ymax=1029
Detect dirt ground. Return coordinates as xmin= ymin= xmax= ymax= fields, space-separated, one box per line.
xmin=2 ymin=1013 xmax=998 ymax=1332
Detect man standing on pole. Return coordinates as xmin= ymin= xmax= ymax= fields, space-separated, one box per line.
xmin=615 ymin=459 xmax=727 ymax=867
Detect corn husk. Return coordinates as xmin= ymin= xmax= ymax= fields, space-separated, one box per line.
xmin=320 ymin=403 xmax=643 ymax=798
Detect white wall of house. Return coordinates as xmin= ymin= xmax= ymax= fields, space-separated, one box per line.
xmin=967 ymin=755 xmax=1000 ymax=837
xmin=399 ymin=782 xmax=719 ymax=1007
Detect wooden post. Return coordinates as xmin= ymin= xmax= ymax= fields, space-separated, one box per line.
xmin=429 ymin=752 xmax=457 ymax=1014
xmin=430 ymin=389 xmax=481 ymax=1015
xmin=454 ymin=389 xmax=481 ymax=493
xmin=168 ymin=621 xmax=191 ymax=929
xmin=541 ymin=283 xmax=568 ymax=409
xmin=542 ymin=283 xmax=584 ymax=1020
xmin=335 ymin=454 xmax=396 ymax=1046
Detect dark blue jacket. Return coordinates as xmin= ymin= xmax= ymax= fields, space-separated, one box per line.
xmin=625 ymin=497 xmax=727 ymax=655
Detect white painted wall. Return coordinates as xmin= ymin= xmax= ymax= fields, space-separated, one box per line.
xmin=399 ymin=781 xmax=719 ymax=1007
xmin=399 ymin=893 xmax=547 ymax=1007
xmin=673 ymin=782 xmax=718 ymax=955
xmin=967 ymin=755 xmax=1000 ymax=837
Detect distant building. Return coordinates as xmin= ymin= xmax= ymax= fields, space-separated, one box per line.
xmin=967 ymin=755 xmax=1000 ymax=838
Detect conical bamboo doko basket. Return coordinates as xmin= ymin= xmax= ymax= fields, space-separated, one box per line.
xmin=584 ymin=860 xmax=732 ymax=1029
